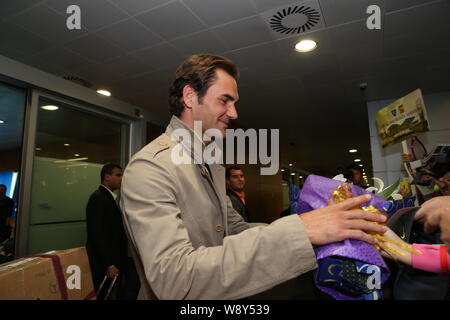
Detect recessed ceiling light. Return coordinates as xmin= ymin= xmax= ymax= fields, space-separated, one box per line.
xmin=41 ymin=105 xmax=59 ymax=111
xmin=299 ymin=176 xmax=303 ymax=178
xmin=281 ymin=169 xmax=285 ymax=172
xmin=97 ymin=89 xmax=111 ymax=96
xmin=291 ymin=173 xmax=295 ymax=176
xmin=0 ymin=120 xmax=4 ymax=124
xmin=359 ymin=164 xmax=363 ymax=167
xmin=74 ymin=153 xmax=80 ymax=157
xmin=35 ymin=147 xmax=41 ymax=151
xmin=64 ymin=143 xmax=70 ymax=147
xmin=289 ymin=163 xmax=293 ymax=167
xmin=295 ymin=40 xmax=317 ymax=52
xmin=349 ymin=149 xmax=357 ymax=153
xmin=354 ymin=159 xmax=361 ymax=162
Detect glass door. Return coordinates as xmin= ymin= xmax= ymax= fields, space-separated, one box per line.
xmin=0 ymin=82 xmax=27 ymax=262
xmin=25 ymin=93 xmax=130 ymax=254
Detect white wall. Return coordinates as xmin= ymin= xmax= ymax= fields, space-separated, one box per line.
xmin=367 ymin=91 xmax=450 ymax=185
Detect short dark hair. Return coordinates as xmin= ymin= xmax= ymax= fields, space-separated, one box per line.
xmin=344 ymin=164 xmax=363 ymax=180
xmin=100 ymin=164 xmax=122 ymax=182
xmin=433 ymin=162 xmax=450 ymax=179
xmin=226 ymin=166 xmax=243 ymax=179
xmin=0 ymin=184 xmax=6 ymax=190
xmin=169 ymin=54 xmax=240 ymax=117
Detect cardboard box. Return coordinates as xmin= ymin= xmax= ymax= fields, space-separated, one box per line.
xmin=0 ymin=247 xmax=96 ymax=300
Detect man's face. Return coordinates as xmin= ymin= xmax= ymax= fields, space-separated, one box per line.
xmin=191 ymin=68 xmax=239 ymax=136
xmin=415 ymin=169 xmax=435 ymax=186
xmin=227 ymin=169 xmax=245 ymax=192
xmin=439 ymin=172 xmax=450 ymax=196
xmin=350 ymin=169 xmax=362 ymax=185
xmin=105 ymin=168 xmax=123 ymax=191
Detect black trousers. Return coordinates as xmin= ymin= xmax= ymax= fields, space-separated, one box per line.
xmin=0 ymin=225 xmax=11 ymax=243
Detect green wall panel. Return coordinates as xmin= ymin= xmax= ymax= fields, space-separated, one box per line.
xmin=30 ymin=157 xmax=103 ymax=224
xmin=28 ymin=221 xmax=86 ymax=255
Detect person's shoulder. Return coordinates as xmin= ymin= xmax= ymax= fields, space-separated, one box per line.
xmin=124 ymin=133 xmax=178 ymax=181
xmin=86 ymin=189 xmax=102 ymax=209
xmin=226 ymin=190 xmax=241 ymax=203
xmin=134 ymin=133 xmax=176 ymax=162
xmin=89 ymin=187 xmax=111 ymax=201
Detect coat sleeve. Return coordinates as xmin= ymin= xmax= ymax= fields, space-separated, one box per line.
xmin=120 ymin=158 xmax=317 ymax=300
xmin=86 ymin=194 xmax=115 ymax=271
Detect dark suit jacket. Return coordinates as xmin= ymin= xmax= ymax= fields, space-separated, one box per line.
xmin=226 ymin=189 xmax=249 ymax=222
xmin=0 ymin=196 xmax=14 ymax=242
xmin=86 ymin=186 xmax=128 ymax=288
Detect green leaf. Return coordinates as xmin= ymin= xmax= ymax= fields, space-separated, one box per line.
xmin=378 ymin=179 xmax=400 ymax=200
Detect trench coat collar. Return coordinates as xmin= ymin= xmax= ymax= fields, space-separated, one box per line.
xmin=166 ymin=115 xmax=206 ymax=164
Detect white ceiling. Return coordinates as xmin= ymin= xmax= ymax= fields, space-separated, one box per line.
xmin=1 ymin=0 xmax=450 ymax=176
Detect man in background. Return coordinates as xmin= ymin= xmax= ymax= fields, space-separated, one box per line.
xmin=226 ymin=166 xmax=249 ymax=222
xmin=345 ymin=164 xmax=367 ymax=188
xmin=433 ymin=163 xmax=450 ymax=196
xmin=0 ymin=184 xmax=14 ymax=243
xmin=86 ymin=164 xmax=139 ymax=299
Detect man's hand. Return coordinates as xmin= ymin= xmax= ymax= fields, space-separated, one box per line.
xmin=299 ymin=194 xmax=387 ymax=246
xmin=415 ymin=196 xmax=450 ymax=250
xmin=106 ymin=265 xmax=120 ymax=278
xmin=401 ymin=153 xmax=412 ymax=163
xmin=7 ymin=217 xmax=15 ymax=229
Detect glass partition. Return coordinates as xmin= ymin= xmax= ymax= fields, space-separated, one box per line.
xmin=27 ymin=97 xmax=126 ymax=254
xmin=0 ymin=82 xmax=27 ymax=261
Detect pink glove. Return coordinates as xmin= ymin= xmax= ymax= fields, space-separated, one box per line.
xmin=412 ymin=244 xmax=450 ymax=274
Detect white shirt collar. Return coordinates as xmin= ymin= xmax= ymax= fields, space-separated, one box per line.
xmin=101 ymin=184 xmax=117 ymax=200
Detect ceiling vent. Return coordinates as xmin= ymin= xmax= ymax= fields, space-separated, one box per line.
xmin=63 ymin=75 xmax=92 ymax=88
xmin=261 ymin=0 xmax=324 ymax=39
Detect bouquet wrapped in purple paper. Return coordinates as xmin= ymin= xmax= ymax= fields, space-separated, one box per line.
xmin=296 ymin=175 xmax=392 ymax=300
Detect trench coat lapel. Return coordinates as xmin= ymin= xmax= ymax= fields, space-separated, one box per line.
xmin=166 ymin=116 xmax=228 ymax=222
xmin=208 ymin=164 xmax=228 ymax=233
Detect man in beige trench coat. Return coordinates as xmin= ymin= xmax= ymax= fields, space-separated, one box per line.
xmin=120 ymin=54 xmax=388 ymax=300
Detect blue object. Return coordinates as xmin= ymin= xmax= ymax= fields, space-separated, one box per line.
xmin=289 ymin=184 xmax=300 ymax=215
xmin=317 ymin=256 xmax=383 ymax=300
xmin=383 ymin=201 xmax=394 ymax=212
xmin=386 ymin=196 xmax=417 ymax=217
